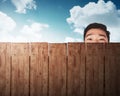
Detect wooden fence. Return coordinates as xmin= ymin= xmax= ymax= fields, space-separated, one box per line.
xmin=0 ymin=43 xmax=120 ymax=96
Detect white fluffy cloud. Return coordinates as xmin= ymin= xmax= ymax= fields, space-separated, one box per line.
xmin=66 ymin=0 xmax=120 ymax=42
xmin=19 ymin=23 xmax=49 ymax=42
xmin=0 ymin=11 xmax=16 ymax=32
xmin=0 ymin=11 xmax=49 ymax=42
xmin=65 ymin=37 xmax=82 ymax=42
xmin=11 ymin=0 xmax=36 ymax=14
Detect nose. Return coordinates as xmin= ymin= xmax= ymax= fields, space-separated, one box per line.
xmin=92 ymin=36 xmax=99 ymax=43
xmin=94 ymin=38 xmax=99 ymax=42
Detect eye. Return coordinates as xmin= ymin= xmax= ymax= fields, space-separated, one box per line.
xmin=87 ymin=38 xmax=92 ymax=40
xmin=99 ymin=38 xmax=105 ymax=41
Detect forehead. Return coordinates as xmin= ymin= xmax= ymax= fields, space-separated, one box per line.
xmin=86 ymin=28 xmax=107 ymax=36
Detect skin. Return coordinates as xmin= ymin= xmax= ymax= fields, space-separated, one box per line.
xmin=84 ymin=28 xmax=108 ymax=43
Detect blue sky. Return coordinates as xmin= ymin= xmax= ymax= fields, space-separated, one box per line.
xmin=0 ymin=0 xmax=120 ymax=42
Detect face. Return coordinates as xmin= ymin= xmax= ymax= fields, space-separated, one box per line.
xmin=84 ymin=28 xmax=108 ymax=43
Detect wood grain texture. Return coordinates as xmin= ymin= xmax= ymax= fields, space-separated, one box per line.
xmin=105 ymin=43 xmax=120 ymax=96
xmin=49 ymin=43 xmax=67 ymax=96
xmin=67 ymin=43 xmax=85 ymax=96
xmin=85 ymin=43 xmax=104 ymax=96
xmin=0 ymin=43 xmax=119 ymax=96
xmin=0 ymin=43 xmax=10 ymax=96
xmin=30 ymin=43 xmax=48 ymax=96
xmin=11 ymin=43 xmax=29 ymax=96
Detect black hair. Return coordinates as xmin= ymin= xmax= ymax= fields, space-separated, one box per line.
xmin=84 ymin=23 xmax=110 ymax=42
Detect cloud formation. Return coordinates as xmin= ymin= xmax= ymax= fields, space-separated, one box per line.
xmin=19 ymin=23 xmax=49 ymax=42
xmin=0 ymin=11 xmax=16 ymax=32
xmin=67 ymin=0 xmax=120 ymax=42
xmin=65 ymin=37 xmax=82 ymax=42
xmin=11 ymin=0 xmax=36 ymax=14
xmin=0 ymin=11 xmax=49 ymax=42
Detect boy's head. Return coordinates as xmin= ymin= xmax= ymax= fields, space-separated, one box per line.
xmin=84 ymin=23 xmax=110 ymax=43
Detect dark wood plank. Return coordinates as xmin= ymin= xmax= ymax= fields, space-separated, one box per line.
xmin=67 ymin=43 xmax=85 ymax=96
xmin=85 ymin=43 xmax=104 ymax=96
xmin=49 ymin=43 xmax=67 ymax=96
xmin=115 ymin=43 xmax=120 ymax=95
xmin=0 ymin=42 xmax=119 ymax=96
xmin=80 ymin=43 xmax=86 ymax=96
xmin=105 ymin=43 xmax=120 ymax=96
xmin=30 ymin=43 xmax=48 ymax=96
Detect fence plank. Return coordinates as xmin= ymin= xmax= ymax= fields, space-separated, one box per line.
xmin=49 ymin=43 xmax=67 ymax=96
xmin=80 ymin=43 xmax=86 ymax=96
xmin=0 ymin=43 xmax=10 ymax=96
xmin=105 ymin=43 xmax=120 ymax=96
xmin=11 ymin=43 xmax=29 ymax=96
xmin=0 ymin=42 xmax=120 ymax=96
xmin=85 ymin=43 xmax=104 ymax=96
xmin=30 ymin=43 xmax=48 ymax=96
xmin=116 ymin=44 xmax=120 ymax=95
xmin=67 ymin=43 xmax=85 ymax=96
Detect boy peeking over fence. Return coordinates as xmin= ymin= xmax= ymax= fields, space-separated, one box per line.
xmin=84 ymin=23 xmax=110 ymax=43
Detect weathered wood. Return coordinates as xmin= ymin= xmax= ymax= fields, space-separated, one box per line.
xmin=0 ymin=43 xmax=10 ymax=96
xmin=67 ymin=43 xmax=85 ymax=96
xmin=30 ymin=43 xmax=48 ymax=96
xmin=80 ymin=43 xmax=86 ymax=96
xmin=105 ymin=43 xmax=120 ymax=96
xmin=0 ymin=43 xmax=119 ymax=96
xmin=11 ymin=43 xmax=29 ymax=96
xmin=85 ymin=43 xmax=104 ymax=96
xmin=49 ymin=43 xmax=67 ymax=96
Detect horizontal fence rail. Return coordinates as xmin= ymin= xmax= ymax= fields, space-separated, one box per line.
xmin=0 ymin=43 xmax=120 ymax=96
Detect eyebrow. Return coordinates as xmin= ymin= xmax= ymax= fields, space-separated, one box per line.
xmin=86 ymin=33 xmax=106 ymax=38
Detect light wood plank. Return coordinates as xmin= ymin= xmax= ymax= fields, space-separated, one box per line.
xmin=30 ymin=43 xmax=48 ymax=96
xmin=11 ymin=43 xmax=29 ymax=96
xmin=0 ymin=43 xmax=10 ymax=96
